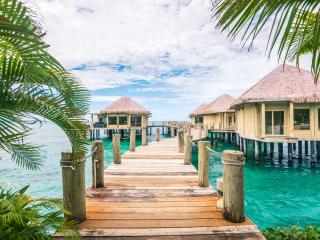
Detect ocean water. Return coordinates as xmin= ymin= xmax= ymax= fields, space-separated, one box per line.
xmin=192 ymin=139 xmax=320 ymax=229
xmin=1 ymin=122 xmax=320 ymax=229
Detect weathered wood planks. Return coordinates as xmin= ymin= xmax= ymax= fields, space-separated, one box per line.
xmin=74 ymin=137 xmax=264 ymax=239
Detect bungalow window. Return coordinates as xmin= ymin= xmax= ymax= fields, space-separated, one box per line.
xmin=131 ymin=116 xmax=142 ymax=127
xmin=195 ymin=116 xmax=203 ymax=124
xmin=294 ymin=109 xmax=310 ymax=130
xmin=265 ymin=111 xmax=284 ymax=135
xmin=227 ymin=115 xmax=233 ymax=127
xmin=119 ymin=116 xmax=128 ymax=125
xmin=108 ymin=116 xmax=117 ymax=125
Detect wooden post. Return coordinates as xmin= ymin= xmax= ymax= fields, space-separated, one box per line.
xmin=288 ymin=143 xmax=293 ymax=162
xmin=156 ymin=128 xmax=160 ymax=142
xmin=298 ymin=141 xmax=303 ymax=160
xmin=61 ymin=151 xmax=86 ymax=221
xmin=278 ymin=142 xmax=283 ymax=160
xmin=171 ymin=126 xmax=175 ymax=138
xmin=142 ymin=127 xmax=147 ymax=146
xmin=222 ymin=150 xmax=245 ymax=223
xmin=129 ymin=128 xmax=136 ymax=152
xmin=270 ymin=142 xmax=274 ymax=157
xmin=305 ymin=141 xmax=309 ymax=155
xmin=198 ymin=141 xmax=210 ymax=187
xmin=316 ymin=141 xmax=320 ymax=162
xmin=178 ymin=130 xmax=184 ymax=153
xmin=184 ymin=133 xmax=192 ymax=165
xmin=113 ymin=134 xmax=121 ymax=164
xmin=92 ymin=141 xmax=104 ymax=188
xmin=310 ymin=141 xmax=316 ymax=164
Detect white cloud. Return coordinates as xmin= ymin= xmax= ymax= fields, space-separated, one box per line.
xmin=34 ymin=0 xmax=312 ymax=119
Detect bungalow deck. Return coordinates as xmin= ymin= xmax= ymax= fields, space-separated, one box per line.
xmin=76 ymin=138 xmax=264 ymax=239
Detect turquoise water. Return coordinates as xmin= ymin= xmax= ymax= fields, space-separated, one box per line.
xmin=191 ymin=139 xmax=320 ymax=229
xmin=1 ymin=123 xmax=320 ymax=230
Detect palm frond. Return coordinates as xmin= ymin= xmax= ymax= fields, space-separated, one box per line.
xmin=212 ymin=0 xmax=320 ymax=82
xmin=0 ymin=0 xmax=89 ymax=169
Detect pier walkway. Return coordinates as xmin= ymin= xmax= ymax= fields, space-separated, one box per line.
xmin=77 ymin=138 xmax=264 ymax=239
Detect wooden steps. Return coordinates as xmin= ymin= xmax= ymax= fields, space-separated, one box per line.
xmin=74 ymin=137 xmax=264 ymax=239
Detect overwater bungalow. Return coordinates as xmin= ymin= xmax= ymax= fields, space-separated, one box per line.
xmin=96 ymin=96 xmax=151 ymax=129
xmin=232 ymin=64 xmax=320 ymax=161
xmin=202 ymin=94 xmax=235 ymax=131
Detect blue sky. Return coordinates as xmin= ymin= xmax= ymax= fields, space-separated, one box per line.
xmin=37 ymin=0 xmax=312 ymax=120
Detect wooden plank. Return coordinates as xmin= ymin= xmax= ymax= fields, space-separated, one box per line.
xmin=78 ymin=218 xmax=252 ymax=229
xmin=86 ymin=200 xmax=217 ymax=207
xmin=85 ymin=211 xmax=223 ymax=220
xmin=77 ymin=137 xmax=261 ymax=239
xmin=75 ymin=226 xmax=264 ymax=238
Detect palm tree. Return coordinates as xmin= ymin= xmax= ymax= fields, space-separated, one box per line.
xmin=212 ymin=0 xmax=320 ymax=82
xmin=0 ymin=0 xmax=89 ymax=170
xmin=0 ymin=185 xmax=79 ymax=239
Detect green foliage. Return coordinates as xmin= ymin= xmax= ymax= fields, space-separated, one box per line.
xmin=0 ymin=0 xmax=90 ymax=169
xmin=0 ymin=185 xmax=79 ymax=240
xmin=212 ymin=0 xmax=320 ymax=82
xmin=263 ymin=225 xmax=320 ymax=240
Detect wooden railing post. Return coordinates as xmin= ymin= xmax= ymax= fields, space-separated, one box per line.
xmin=178 ymin=129 xmax=184 ymax=153
xmin=171 ymin=126 xmax=175 ymax=138
xmin=113 ymin=134 xmax=121 ymax=164
xmin=142 ymin=127 xmax=147 ymax=146
xmin=198 ymin=141 xmax=210 ymax=187
xmin=92 ymin=140 xmax=104 ymax=188
xmin=184 ymin=133 xmax=192 ymax=165
xmin=129 ymin=128 xmax=136 ymax=152
xmin=156 ymin=128 xmax=160 ymax=141
xmin=61 ymin=151 xmax=86 ymax=221
xmin=222 ymin=150 xmax=245 ymax=223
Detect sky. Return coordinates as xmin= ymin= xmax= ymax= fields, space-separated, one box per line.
xmin=35 ymin=0 xmax=312 ymax=121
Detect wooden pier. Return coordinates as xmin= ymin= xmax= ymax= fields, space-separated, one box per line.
xmin=72 ymin=137 xmax=264 ymax=239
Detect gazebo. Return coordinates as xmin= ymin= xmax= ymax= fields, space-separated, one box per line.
xmin=96 ymin=96 xmax=151 ymax=129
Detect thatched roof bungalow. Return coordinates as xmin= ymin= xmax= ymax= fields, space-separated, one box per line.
xmin=202 ymin=94 xmax=235 ymax=130
xmin=189 ymin=103 xmax=208 ymax=125
xmin=97 ymin=96 xmax=151 ymax=129
xmin=232 ymin=64 xmax=320 ymax=140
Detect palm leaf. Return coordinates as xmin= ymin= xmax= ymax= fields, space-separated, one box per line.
xmin=212 ymin=0 xmax=320 ymax=82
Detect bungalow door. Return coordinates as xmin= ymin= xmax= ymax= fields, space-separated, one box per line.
xmin=265 ymin=111 xmax=284 ymax=135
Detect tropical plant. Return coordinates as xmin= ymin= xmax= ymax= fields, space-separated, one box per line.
xmin=0 ymin=185 xmax=79 ymax=239
xmin=263 ymin=225 xmax=320 ymax=240
xmin=212 ymin=0 xmax=320 ymax=82
xmin=0 ymin=0 xmax=89 ymax=170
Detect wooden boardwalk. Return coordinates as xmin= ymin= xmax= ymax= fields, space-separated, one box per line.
xmin=77 ymin=138 xmax=264 ymax=239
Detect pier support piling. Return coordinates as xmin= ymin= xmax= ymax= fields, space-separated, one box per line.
xmin=178 ymin=130 xmax=184 ymax=153
xmin=222 ymin=150 xmax=245 ymax=223
xmin=311 ymin=141 xmax=316 ymax=164
xmin=288 ymin=143 xmax=293 ymax=163
xmin=184 ymin=133 xmax=192 ymax=165
xmin=156 ymin=128 xmax=160 ymax=142
xmin=298 ymin=141 xmax=303 ymax=160
xmin=113 ymin=134 xmax=121 ymax=164
xmin=142 ymin=127 xmax=147 ymax=146
xmin=92 ymin=141 xmax=104 ymax=188
xmin=61 ymin=151 xmax=86 ymax=221
xmin=129 ymin=128 xmax=136 ymax=152
xmin=198 ymin=141 xmax=210 ymax=188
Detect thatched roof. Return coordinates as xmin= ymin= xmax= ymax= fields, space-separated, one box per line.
xmin=202 ymin=94 xmax=235 ymax=114
xmin=232 ymin=64 xmax=320 ymax=107
xmin=100 ymin=96 xmax=151 ymax=115
xmin=190 ymin=103 xmax=208 ymax=116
